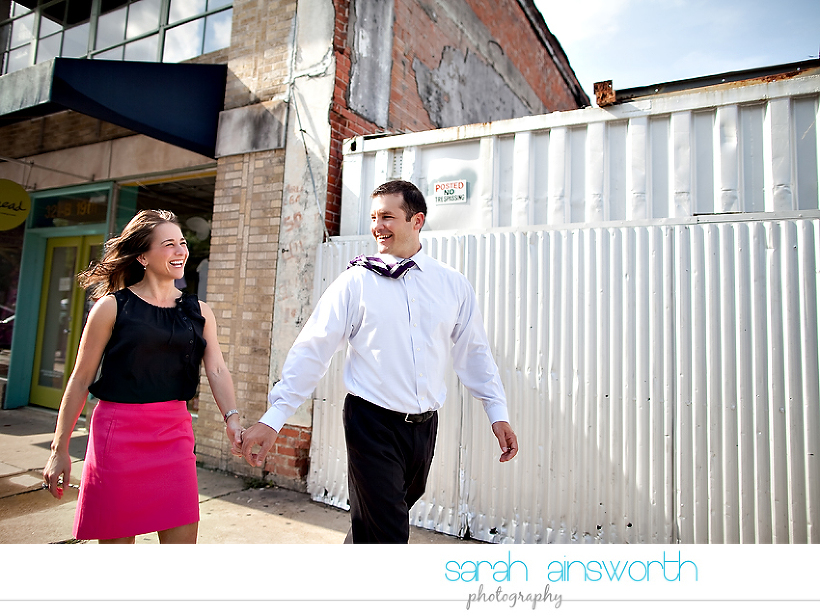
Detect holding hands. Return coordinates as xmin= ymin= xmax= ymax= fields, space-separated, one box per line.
xmin=225 ymin=412 xmax=244 ymax=457
xmin=224 ymin=411 xmax=277 ymax=468
xmin=239 ymin=423 xmax=278 ymax=468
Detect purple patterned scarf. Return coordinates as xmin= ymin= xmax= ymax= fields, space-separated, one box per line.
xmin=348 ymin=255 xmax=417 ymax=279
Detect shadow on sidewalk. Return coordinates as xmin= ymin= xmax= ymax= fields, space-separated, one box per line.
xmin=0 ymin=406 xmax=472 ymax=545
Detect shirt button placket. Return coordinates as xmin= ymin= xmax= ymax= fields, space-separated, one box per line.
xmin=405 ymin=273 xmax=427 ymax=411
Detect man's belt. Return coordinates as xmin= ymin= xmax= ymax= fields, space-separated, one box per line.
xmin=403 ymin=410 xmax=436 ymax=423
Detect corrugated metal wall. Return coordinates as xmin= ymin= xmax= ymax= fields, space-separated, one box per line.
xmin=309 ymin=217 xmax=820 ymax=544
xmin=308 ymin=74 xmax=820 ymax=543
xmin=341 ymin=74 xmax=820 ymax=234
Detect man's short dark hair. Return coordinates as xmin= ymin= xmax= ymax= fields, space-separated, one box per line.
xmin=371 ymin=180 xmax=427 ymax=221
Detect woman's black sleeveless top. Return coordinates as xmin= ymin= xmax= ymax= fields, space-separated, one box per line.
xmin=88 ymin=288 xmax=207 ymax=403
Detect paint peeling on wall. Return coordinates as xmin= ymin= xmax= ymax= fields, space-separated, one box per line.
xmin=348 ymin=0 xmax=394 ymax=127
xmin=413 ymin=46 xmax=531 ymax=128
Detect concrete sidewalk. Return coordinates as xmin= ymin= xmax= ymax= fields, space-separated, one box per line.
xmin=0 ymin=406 xmax=469 ymax=544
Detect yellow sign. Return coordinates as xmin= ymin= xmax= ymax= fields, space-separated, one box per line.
xmin=0 ymin=179 xmax=31 ymax=231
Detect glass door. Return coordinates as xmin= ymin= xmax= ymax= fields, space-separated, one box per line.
xmin=29 ymin=235 xmax=104 ymax=409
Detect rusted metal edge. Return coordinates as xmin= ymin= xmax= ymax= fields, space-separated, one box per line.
xmin=595 ymin=58 xmax=820 ymax=107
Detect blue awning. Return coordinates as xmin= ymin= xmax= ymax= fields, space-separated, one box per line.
xmin=0 ymin=58 xmax=227 ymax=158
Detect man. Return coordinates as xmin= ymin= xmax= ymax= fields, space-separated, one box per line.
xmin=240 ymin=180 xmax=518 ymax=543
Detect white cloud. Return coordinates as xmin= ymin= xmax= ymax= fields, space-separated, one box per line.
xmin=534 ymin=0 xmax=635 ymax=45
xmin=534 ymin=0 xmax=820 ymax=100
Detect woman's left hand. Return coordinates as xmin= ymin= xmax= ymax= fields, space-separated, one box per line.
xmin=226 ymin=416 xmax=244 ymax=456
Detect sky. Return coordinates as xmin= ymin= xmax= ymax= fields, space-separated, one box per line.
xmin=535 ymin=0 xmax=820 ymax=103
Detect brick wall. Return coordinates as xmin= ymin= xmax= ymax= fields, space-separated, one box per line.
xmin=193 ymin=149 xmax=285 ymax=479
xmin=223 ymin=0 xmax=294 ymax=110
xmin=325 ymin=0 xmax=382 ymax=235
xmin=266 ymin=424 xmax=312 ymax=491
xmin=464 ymin=0 xmax=582 ymax=111
xmin=193 ymin=0 xmax=304 ymax=487
xmin=324 ymin=0 xmax=585 ymax=235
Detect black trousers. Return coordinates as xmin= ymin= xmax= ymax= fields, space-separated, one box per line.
xmin=343 ymin=394 xmax=438 ymax=544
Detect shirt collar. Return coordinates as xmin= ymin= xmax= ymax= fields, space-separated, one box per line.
xmin=373 ymin=246 xmax=428 ymax=272
xmin=408 ymin=247 xmax=429 ymax=272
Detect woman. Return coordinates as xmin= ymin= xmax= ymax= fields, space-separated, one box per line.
xmin=42 ymin=209 xmax=242 ymax=544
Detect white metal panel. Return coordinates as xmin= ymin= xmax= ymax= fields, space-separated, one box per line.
xmin=341 ymin=75 xmax=820 ymax=232
xmin=308 ymin=215 xmax=820 ymax=544
xmin=316 ymin=74 xmax=820 ymax=543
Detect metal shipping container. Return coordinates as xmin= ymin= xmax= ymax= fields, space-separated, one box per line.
xmin=309 ymin=66 xmax=820 ymax=543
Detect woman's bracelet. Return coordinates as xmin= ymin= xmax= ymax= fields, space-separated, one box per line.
xmin=224 ymin=409 xmax=239 ymax=423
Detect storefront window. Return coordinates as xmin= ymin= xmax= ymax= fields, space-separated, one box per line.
xmin=61 ymin=22 xmax=90 ymax=57
xmin=203 ymin=6 xmax=230 ymax=53
xmin=3 ymin=6 xmax=33 ymax=72
xmin=38 ymin=2 xmax=64 ymax=37
xmin=1 ymin=0 xmax=232 ymax=75
xmin=126 ymin=0 xmax=161 ymax=38
xmin=30 ymin=188 xmax=110 ymax=229
xmin=168 ymin=0 xmax=205 ymax=23
xmin=116 ymin=177 xmax=214 ymax=299
xmin=162 ymin=14 xmax=201 ymax=63
xmin=0 ymin=224 xmax=23 ymax=371
xmin=163 ymin=2 xmax=230 ymax=63
xmin=94 ymin=3 xmax=127 ymax=51
xmin=36 ymin=32 xmax=61 ymax=62
xmin=5 ymin=43 xmax=31 ymax=72
xmin=9 ymin=9 xmax=33 ymax=47
xmin=123 ymin=31 xmax=156 ymax=60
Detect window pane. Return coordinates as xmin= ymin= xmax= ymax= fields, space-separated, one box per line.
xmin=126 ymin=0 xmax=161 ymax=39
xmin=169 ymin=0 xmax=206 ymax=24
xmin=36 ymin=32 xmax=62 ymax=63
xmin=39 ymin=18 xmax=63 ymax=38
xmin=11 ymin=2 xmax=32 ymax=17
xmin=11 ymin=13 xmax=35 ymax=47
xmin=124 ymin=33 xmax=157 ymax=61
xmin=7 ymin=43 xmax=30 ymax=71
xmin=62 ymin=22 xmax=89 ymax=56
xmin=1 ymin=24 xmax=10 ymax=52
xmin=40 ymin=0 xmax=66 ymax=33
xmin=31 ymin=188 xmax=110 ymax=228
xmin=95 ymin=5 xmax=126 ymax=50
xmin=203 ymin=8 xmax=230 ymax=53
xmin=163 ymin=18 xmax=202 ymax=63
xmin=207 ymin=0 xmax=232 ymax=9
xmin=94 ymin=45 xmax=123 ymax=60
xmin=40 ymin=1 xmax=67 ymax=37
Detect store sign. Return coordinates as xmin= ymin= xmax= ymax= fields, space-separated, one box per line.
xmin=41 ymin=198 xmax=106 ymax=222
xmin=433 ymin=180 xmax=467 ymax=204
xmin=0 ymin=179 xmax=31 ymax=231
xmin=31 ymin=189 xmax=109 ymax=229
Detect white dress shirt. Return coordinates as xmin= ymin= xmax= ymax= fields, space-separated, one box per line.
xmin=259 ymin=249 xmax=508 ymax=432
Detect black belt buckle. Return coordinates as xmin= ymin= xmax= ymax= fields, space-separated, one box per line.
xmin=404 ymin=410 xmax=434 ymax=424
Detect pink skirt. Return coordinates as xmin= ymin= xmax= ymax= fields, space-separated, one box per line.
xmin=74 ymin=400 xmax=199 ymax=540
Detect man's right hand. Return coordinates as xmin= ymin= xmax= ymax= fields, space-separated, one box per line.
xmin=240 ymin=422 xmax=279 ymax=468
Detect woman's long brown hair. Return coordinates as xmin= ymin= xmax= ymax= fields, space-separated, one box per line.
xmin=78 ymin=209 xmax=179 ymax=299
